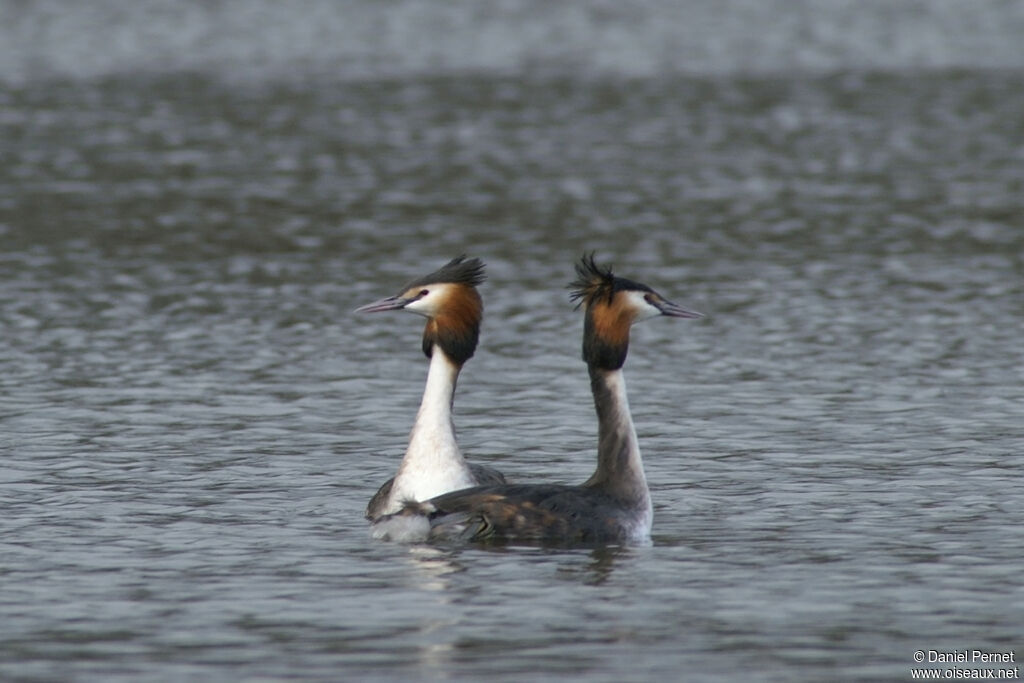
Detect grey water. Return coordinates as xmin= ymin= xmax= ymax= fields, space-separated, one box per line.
xmin=2 ymin=1 xmax=1024 ymax=681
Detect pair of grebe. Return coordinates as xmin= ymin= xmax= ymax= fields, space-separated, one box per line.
xmin=357 ymin=254 xmax=702 ymax=544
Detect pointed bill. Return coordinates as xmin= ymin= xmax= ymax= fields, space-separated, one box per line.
xmin=654 ymin=298 xmax=703 ymax=319
xmin=354 ymin=295 xmax=411 ymax=314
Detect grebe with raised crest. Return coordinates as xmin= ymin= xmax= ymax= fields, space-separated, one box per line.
xmin=371 ymin=254 xmax=702 ymax=544
xmin=356 ymin=255 xmax=506 ymax=520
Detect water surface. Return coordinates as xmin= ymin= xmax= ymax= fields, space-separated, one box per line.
xmin=2 ymin=3 xmax=1023 ymax=681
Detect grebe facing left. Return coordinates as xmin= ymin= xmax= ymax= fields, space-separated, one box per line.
xmin=357 ymin=255 xmax=506 ymax=520
xmin=371 ymin=254 xmax=702 ymax=545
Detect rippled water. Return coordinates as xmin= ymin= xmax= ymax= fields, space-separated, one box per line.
xmin=3 ymin=2 xmax=1024 ymax=681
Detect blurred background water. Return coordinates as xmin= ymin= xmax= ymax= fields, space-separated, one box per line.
xmin=1 ymin=1 xmax=1023 ymax=681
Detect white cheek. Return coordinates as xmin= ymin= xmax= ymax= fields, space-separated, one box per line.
xmin=403 ymin=298 xmax=434 ymax=317
xmin=625 ymin=290 xmax=661 ymax=321
xmin=404 ymin=283 xmax=452 ymax=317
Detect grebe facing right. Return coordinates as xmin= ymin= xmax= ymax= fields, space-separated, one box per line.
xmin=356 ymin=256 xmax=506 ymax=520
xmin=371 ymin=254 xmax=702 ymax=544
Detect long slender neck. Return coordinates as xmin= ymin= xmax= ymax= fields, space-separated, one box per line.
xmin=387 ymin=347 xmax=476 ymax=508
xmin=417 ymin=345 xmax=460 ymax=423
xmin=583 ymin=365 xmax=650 ymax=508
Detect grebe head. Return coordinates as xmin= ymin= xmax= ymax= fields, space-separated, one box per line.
xmin=355 ymin=255 xmax=485 ymax=365
xmin=569 ymin=253 xmax=702 ymax=370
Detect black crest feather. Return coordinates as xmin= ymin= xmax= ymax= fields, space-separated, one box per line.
xmin=569 ymin=253 xmax=616 ymax=308
xmin=406 ymin=255 xmax=486 ymax=290
xmin=569 ymin=253 xmax=652 ymax=309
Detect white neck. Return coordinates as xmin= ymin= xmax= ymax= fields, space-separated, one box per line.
xmin=383 ymin=348 xmax=477 ymax=514
xmin=584 ymin=367 xmax=652 ymax=533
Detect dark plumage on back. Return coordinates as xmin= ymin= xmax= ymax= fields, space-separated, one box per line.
xmin=400 ymin=483 xmax=638 ymax=545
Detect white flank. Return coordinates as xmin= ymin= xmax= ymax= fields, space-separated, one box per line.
xmin=370 ymin=513 xmax=431 ymax=543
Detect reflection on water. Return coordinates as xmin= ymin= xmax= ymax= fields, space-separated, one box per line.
xmin=407 ymin=545 xmax=468 ymax=591
xmin=406 ymin=542 xmax=628 ymax=590
xmin=554 ymin=546 xmax=631 ymax=586
xmin=2 ymin=3 xmax=1024 ymax=679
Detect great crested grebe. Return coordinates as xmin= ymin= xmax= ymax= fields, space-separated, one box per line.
xmin=371 ymin=254 xmax=703 ymax=544
xmin=356 ymin=255 xmax=506 ymax=520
